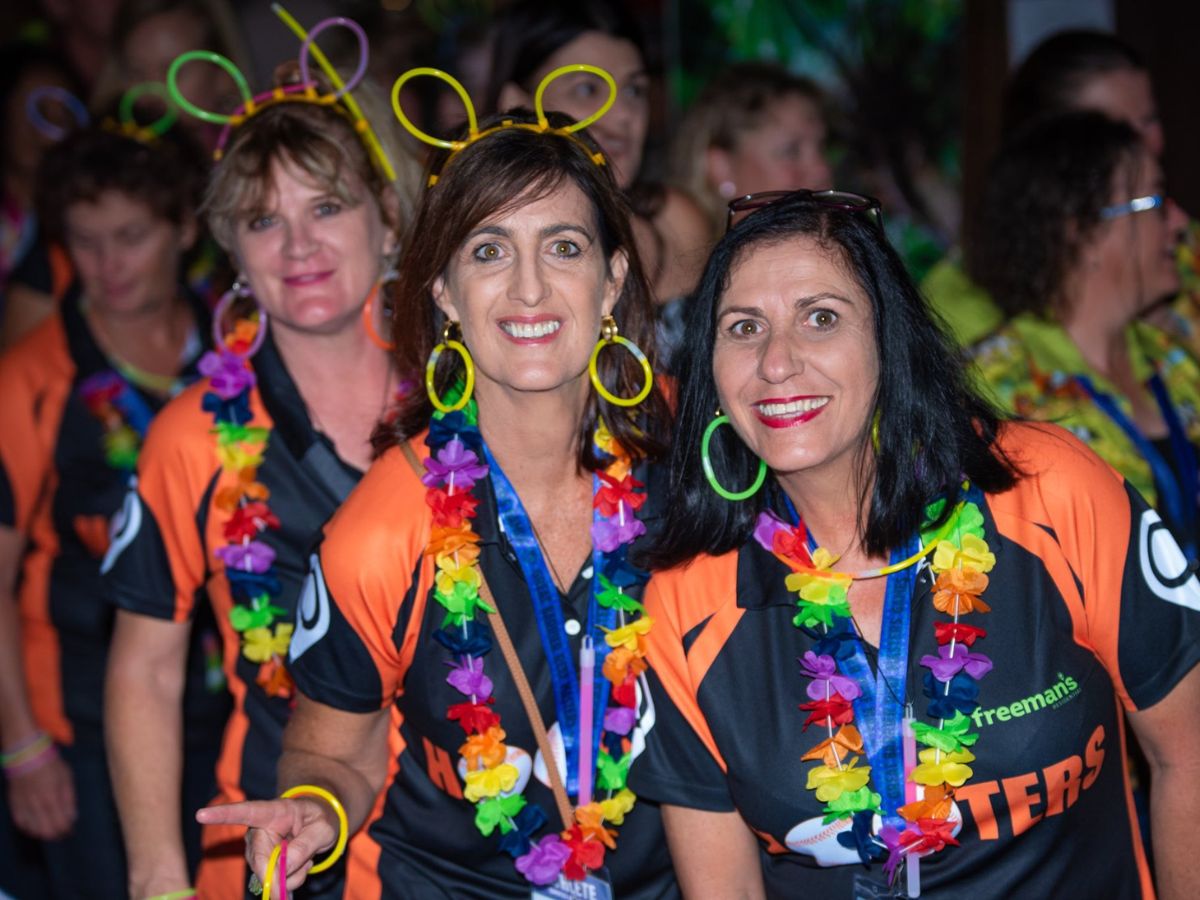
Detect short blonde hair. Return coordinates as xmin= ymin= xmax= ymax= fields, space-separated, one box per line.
xmin=671 ymin=63 xmax=825 ymax=234
xmin=203 ymin=72 xmax=421 ymax=253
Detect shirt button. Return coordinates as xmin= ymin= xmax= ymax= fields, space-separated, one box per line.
xmin=564 ymin=618 xmax=582 ymax=636
xmin=582 ymin=566 xmax=594 ymax=579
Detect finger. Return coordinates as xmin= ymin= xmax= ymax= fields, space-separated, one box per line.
xmin=197 ymin=799 xmax=287 ymax=829
xmin=246 ymin=829 xmax=279 ymax=878
xmin=285 ymin=858 xmax=314 ymax=892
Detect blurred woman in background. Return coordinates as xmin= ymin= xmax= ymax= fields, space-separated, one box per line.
xmin=925 ymin=29 xmax=1180 ymax=347
xmin=487 ymin=0 xmax=709 ymax=366
xmin=972 ymin=112 xmax=1196 ymax=556
xmin=671 ymin=62 xmax=832 ymax=239
xmin=0 ymin=119 xmax=221 ymax=900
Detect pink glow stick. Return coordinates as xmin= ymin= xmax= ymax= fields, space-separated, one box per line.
xmin=577 ymin=636 xmax=595 ymax=806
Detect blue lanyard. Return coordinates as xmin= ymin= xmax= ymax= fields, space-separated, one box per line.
xmin=796 ymin=499 xmax=917 ymax=830
xmin=482 ymin=447 xmax=614 ymax=799
xmin=110 ymin=378 xmax=156 ymax=437
xmin=840 ymin=540 xmax=918 ymax=830
xmin=1076 ymin=373 xmax=1198 ymax=560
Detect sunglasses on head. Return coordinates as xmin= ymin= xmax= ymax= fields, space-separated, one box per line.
xmin=725 ymin=189 xmax=884 ymax=233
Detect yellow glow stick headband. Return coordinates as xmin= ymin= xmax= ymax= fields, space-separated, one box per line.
xmin=390 ymin=64 xmax=617 ymax=186
xmin=165 ymin=4 xmax=396 ymax=181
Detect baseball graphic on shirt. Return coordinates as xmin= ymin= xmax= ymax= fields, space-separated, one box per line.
xmin=1138 ymin=508 xmax=1200 ymax=610
xmin=533 ymin=722 xmax=568 ymax=789
xmin=100 ymin=478 xmax=142 ymax=575
xmin=289 ymin=553 xmax=331 ymax=661
xmin=784 ymin=801 xmax=961 ymax=866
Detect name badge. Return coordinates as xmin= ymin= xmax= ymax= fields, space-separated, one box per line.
xmin=531 ymin=868 xmax=614 ymax=900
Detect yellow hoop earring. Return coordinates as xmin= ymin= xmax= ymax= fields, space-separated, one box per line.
xmin=588 ymin=315 xmax=653 ymax=408
xmin=425 ymin=321 xmax=475 ymax=413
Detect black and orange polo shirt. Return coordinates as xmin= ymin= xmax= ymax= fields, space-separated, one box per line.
xmin=286 ymin=443 xmax=679 ymax=899
xmin=0 ymin=287 xmax=220 ymax=747
xmin=102 ymin=334 xmax=368 ymax=899
xmin=631 ymin=423 xmax=1200 ymax=898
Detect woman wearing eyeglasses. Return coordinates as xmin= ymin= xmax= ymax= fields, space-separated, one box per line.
xmin=971 ymin=111 xmax=1198 ymax=563
xmin=627 ymin=187 xmax=1200 ymax=898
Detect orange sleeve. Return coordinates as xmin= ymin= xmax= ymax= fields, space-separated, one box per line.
xmin=990 ymin=422 xmax=1200 ymax=711
xmin=103 ymin=382 xmax=220 ymax=621
xmin=288 ymin=443 xmax=435 ymax=712
xmin=0 ymin=318 xmax=70 ymax=532
xmin=631 ymin=553 xmax=742 ymax=810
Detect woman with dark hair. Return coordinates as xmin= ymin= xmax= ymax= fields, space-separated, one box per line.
xmin=0 ymin=120 xmax=222 ymax=899
xmin=487 ymin=1 xmax=709 ymax=326
xmin=924 ymin=29 xmax=1171 ymax=347
xmin=0 ymin=43 xmax=80 ymax=340
xmin=1003 ymin=29 xmax=1161 ymax=151
xmin=196 ymin=107 xmax=679 ymax=897
xmin=972 ymin=112 xmax=1197 ymax=560
xmin=629 ymin=190 xmax=1200 ymax=898
xmin=100 ymin=56 xmax=423 ymax=898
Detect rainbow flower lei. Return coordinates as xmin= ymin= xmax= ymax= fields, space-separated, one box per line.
xmin=79 ymin=371 xmax=155 ymax=472
xmin=199 ymin=315 xmax=293 ymax=699
xmin=421 ymin=392 xmax=652 ymax=886
xmin=755 ymin=492 xmax=994 ymax=879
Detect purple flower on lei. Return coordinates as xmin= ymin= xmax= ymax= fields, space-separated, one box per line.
xmin=799 ymin=651 xmax=862 ymax=701
xmin=515 ymin=833 xmax=571 ymax=885
xmin=753 ymin=511 xmax=790 ymax=553
xmin=919 ymin=644 xmax=993 ymax=682
xmin=422 ymin=438 xmax=488 ymax=491
xmin=199 ymin=350 xmax=256 ymax=400
xmin=446 ymin=655 xmax=493 ymax=698
xmin=603 ymin=705 xmax=637 ymax=736
xmin=879 ymin=824 xmax=908 ymax=882
xmin=215 ymin=540 xmax=276 ymax=573
xmin=591 ymin=515 xmax=646 ymax=553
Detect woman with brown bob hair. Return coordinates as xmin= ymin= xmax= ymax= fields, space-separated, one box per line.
xmin=197 ymin=108 xmax=679 ymax=897
xmin=102 ymin=70 xmax=422 ymax=899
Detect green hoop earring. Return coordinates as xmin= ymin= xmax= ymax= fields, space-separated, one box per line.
xmin=701 ymin=412 xmax=767 ymax=501
xmin=425 ymin=321 xmax=475 ymax=413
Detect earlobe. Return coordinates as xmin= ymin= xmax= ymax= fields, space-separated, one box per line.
xmin=706 ymin=146 xmax=736 ymax=197
xmin=604 ymin=250 xmax=630 ymax=316
xmin=432 ymin=274 xmax=455 ymax=320
xmin=179 ymin=216 xmax=198 ymax=253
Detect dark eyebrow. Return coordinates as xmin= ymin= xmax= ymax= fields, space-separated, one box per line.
xmin=539 ymin=222 xmax=594 ymax=241
xmin=716 ymin=304 xmax=763 ymax=319
xmin=716 ymin=292 xmax=855 ymax=319
xmin=796 ymin=291 xmax=854 ymax=307
xmin=464 ymin=223 xmax=595 ymax=241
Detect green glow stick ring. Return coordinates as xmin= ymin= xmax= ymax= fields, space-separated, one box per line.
xmin=167 ymin=51 xmax=253 ymax=124
xmin=118 ymin=82 xmax=178 ymax=137
xmin=701 ymin=413 xmax=768 ymax=501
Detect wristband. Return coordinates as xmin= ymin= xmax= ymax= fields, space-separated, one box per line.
xmin=3 ymin=743 xmax=58 ymax=778
xmin=143 ymin=891 xmax=197 ymax=900
xmin=1 ymin=731 xmax=51 ymax=766
xmin=280 ymin=785 xmax=348 ymax=874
